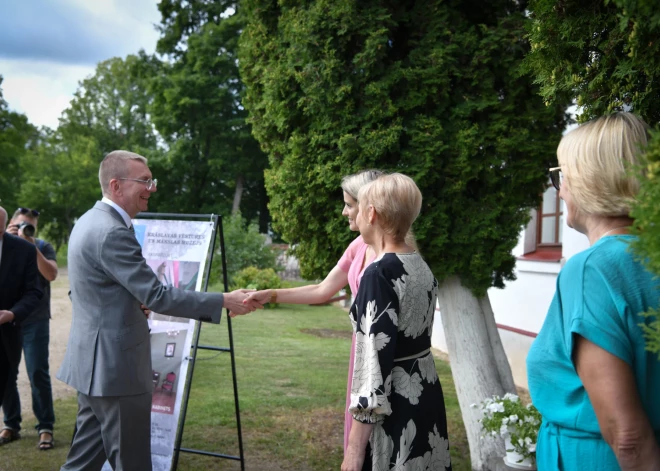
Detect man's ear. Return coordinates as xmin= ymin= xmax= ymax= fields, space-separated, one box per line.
xmin=109 ymin=179 xmax=121 ymax=195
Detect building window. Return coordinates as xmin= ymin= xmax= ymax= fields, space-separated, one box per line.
xmin=537 ymin=184 xmax=563 ymax=247
xmin=517 ymin=182 xmax=563 ymax=262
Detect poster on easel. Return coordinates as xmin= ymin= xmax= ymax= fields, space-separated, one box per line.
xmin=102 ymin=218 xmax=215 ymax=471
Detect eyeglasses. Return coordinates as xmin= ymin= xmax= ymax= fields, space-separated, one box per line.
xmin=17 ymin=207 xmax=40 ymax=217
xmin=118 ymin=178 xmax=158 ymax=191
xmin=549 ymin=167 xmax=562 ymax=191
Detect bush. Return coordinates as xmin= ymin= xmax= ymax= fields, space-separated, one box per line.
xmin=210 ymin=212 xmax=279 ymax=286
xmin=231 ymin=267 xmax=282 ymax=308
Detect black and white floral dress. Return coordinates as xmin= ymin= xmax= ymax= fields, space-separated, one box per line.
xmin=349 ymin=252 xmax=451 ymax=471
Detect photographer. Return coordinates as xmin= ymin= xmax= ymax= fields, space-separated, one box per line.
xmin=0 ymin=207 xmax=58 ymax=450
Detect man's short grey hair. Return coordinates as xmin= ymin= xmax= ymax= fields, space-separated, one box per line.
xmin=99 ymin=150 xmax=148 ymax=196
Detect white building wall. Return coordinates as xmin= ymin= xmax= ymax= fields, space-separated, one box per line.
xmin=431 ymin=202 xmax=591 ymax=389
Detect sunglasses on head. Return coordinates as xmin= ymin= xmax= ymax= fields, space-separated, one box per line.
xmin=18 ymin=207 xmax=40 ymax=217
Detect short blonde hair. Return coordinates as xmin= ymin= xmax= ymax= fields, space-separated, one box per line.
xmin=99 ymin=150 xmax=148 ymax=196
xmin=341 ymin=169 xmax=385 ymax=200
xmin=358 ymin=173 xmax=422 ymax=242
xmin=557 ymin=112 xmax=649 ymax=216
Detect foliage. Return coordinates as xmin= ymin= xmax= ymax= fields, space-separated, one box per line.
xmin=631 ymin=131 xmax=660 ymax=357
xmin=12 ymin=55 xmax=162 ymax=246
xmin=230 ymin=267 xmax=281 ymax=306
xmin=524 ymin=0 xmax=660 ymax=124
xmin=151 ymin=0 xmax=269 ymax=229
xmin=18 ymin=132 xmax=101 ymax=248
xmin=0 ymin=76 xmax=38 ymax=212
xmin=472 ymin=393 xmax=541 ymax=462
xmin=239 ymin=0 xmax=569 ymax=294
xmin=525 ymin=0 xmax=660 ymax=361
xmin=211 ymin=212 xmax=278 ymax=286
xmin=58 ymin=53 xmax=161 ymax=156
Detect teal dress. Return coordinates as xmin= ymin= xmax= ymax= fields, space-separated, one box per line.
xmin=527 ymin=235 xmax=660 ymax=470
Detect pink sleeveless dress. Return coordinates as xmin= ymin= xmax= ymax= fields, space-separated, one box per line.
xmin=336 ymin=235 xmax=375 ymax=453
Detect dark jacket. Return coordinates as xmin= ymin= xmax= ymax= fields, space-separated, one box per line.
xmin=0 ymin=233 xmax=43 ymax=365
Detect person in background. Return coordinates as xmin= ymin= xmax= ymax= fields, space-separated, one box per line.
xmin=243 ymin=169 xmax=383 ymax=453
xmin=1 ymin=208 xmax=58 ymax=450
xmin=526 ymin=112 xmax=660 ymax=469
xmin=342 ymin=173 xmax=451 ymax=471
xmin=0 ymin=206 xmax=43 ymax=444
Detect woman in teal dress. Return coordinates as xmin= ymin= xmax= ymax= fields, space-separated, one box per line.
xmin=526 ymin=113 xmax=660 ymax=470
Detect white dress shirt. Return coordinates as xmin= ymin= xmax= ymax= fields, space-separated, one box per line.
xmin=101 ymin=197 xmax=132 ymax=228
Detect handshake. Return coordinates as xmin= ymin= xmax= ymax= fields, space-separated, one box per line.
xmin=223 ymin=289 xmax=275 ymax=317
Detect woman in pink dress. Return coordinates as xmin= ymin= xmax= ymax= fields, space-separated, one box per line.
xmin=242 ymin=170 xmax=382 ymax=452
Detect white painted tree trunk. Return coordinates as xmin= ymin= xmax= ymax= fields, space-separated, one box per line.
xmin=438 ymin=276 xmax=516 ymax=470
xmin=480 ymin=296 xmax=517 ymax=395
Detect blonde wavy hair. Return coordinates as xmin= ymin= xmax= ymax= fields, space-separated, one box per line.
xmin=557 ymin=112 xmax=650 ymax=216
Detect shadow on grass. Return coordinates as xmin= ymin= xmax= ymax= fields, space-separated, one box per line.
xmin=2 ymin=303 xmax=471 ymax=470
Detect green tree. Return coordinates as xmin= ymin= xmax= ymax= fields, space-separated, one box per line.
xmin=18 ymin=132 xmax=101 ymax=248
xmin=0 ymin=75 xmax=37 ymax=212
xmin=16 ymin=55 xmax=161 ymax=246
xmin=524 ymin=0 xmax=660 ymax=354
xmin=151 ymin=0 xmax=269 ymax=229
xmin=59 ymin=53 xmax=161 ymax=156
xmin=240 ymin=1 xmax=568 ymax=467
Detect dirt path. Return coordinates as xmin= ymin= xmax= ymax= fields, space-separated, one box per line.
xmin=17 ymin=268 xmax=76 ymax=420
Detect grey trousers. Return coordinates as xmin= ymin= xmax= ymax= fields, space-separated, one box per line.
xmin=61 ymin=391 xmax=152 ymax=471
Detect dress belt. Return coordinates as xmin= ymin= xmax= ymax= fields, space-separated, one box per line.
xmin=393 ymin=348 xmax=431 ymax=362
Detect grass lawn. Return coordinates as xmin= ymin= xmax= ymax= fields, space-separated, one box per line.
xmin=2 ymin=302 xmax=470 ymax=470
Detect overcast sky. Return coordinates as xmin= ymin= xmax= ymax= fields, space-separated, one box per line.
xmin=0 ymin=0 xmax=161 ymax=129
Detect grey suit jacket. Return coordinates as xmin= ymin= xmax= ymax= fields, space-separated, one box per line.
xmin=57 ymin=201 xmax=224 ymax=396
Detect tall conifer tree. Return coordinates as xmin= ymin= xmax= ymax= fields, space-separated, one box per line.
xmin=240 ymin=1 xmax=568 ymax=467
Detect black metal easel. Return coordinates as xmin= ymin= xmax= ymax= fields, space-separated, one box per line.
xmin=139 ymin=212 xmax=245 ymax=471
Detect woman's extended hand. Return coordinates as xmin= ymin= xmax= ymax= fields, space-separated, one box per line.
xmin=241 ymin=289 xmax=273 ymax=312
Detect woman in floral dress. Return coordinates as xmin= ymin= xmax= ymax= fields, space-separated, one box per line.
xmin=342 ymin=173 xmax=451 ymax=471
xmin=242 ymin=170 xmax=382 ymax=452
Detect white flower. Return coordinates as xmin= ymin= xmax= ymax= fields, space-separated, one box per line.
xmin=470 ymin=403 xmax=478 ymax=409
xmin=509 ymin=414 xmax=518 ymax=423
xmin=518 ymin=438 xmax=524 ymax=447
xmin=527 ymin=444 xmax=536 ymax=453
xmin=524 ymin=437 xmax=532 ymax=445
xmin=503 ymin=393 xmax=519 ymax=402
xmin=491 ymin=431 xmax=497 ymax=437
xmin=488 ymin=402 xmax=505 ymax=413
xmin=518 ymin=419 xmax=523 ymax=426
xmin=500 ymin=424 xmax=509 ymax=435
xmin=501 ymin=417 xmax=509 ymax=425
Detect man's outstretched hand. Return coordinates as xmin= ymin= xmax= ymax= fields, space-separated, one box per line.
xmin=224 ymin=289 xmax=263 ymax=317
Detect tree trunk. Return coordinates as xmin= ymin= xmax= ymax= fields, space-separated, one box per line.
xmin=480 ymin=295 xmax=517 ymax=395
xmin=437 ymin=276 xmax=509 ymax=470
xmin=232 ymin=174 xmax=244 ymax=215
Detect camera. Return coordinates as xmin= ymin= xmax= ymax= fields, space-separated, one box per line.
xmin=18 ymin=221 xmax=36 ymax=238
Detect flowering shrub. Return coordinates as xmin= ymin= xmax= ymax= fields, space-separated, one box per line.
xmin=471 ymin=393 xmax=541 ymax=463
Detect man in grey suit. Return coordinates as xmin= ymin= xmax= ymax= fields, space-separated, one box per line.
xmin=58 ymin=150 xmax=257 ymax=471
